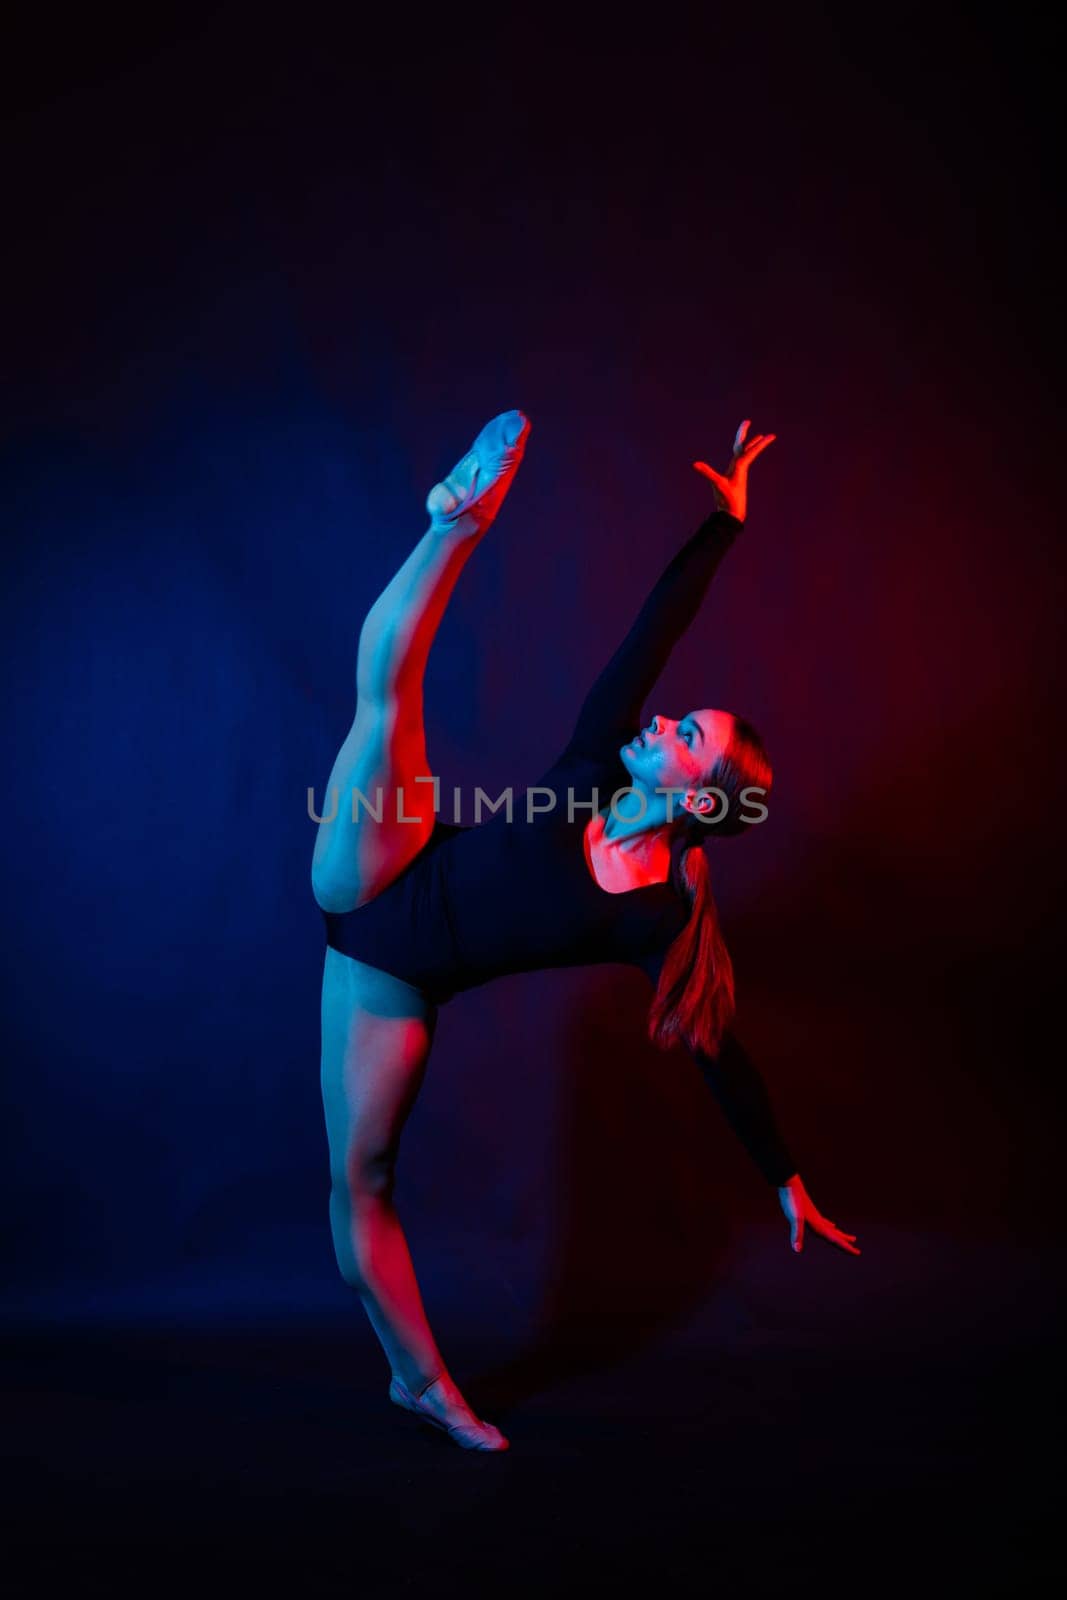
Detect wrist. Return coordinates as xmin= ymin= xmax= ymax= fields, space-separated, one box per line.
xmin=702 ymin=511 xmax=743 ymax=534
xmin=711 ymin=507 xmax=745 ymax=530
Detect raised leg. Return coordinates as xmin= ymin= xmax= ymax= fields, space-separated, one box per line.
xmin=311 ymin=409 xmax=530 ymax=914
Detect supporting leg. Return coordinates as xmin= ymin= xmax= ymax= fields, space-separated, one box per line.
xmin=320 ymin=951 xmax=508 ymax=1449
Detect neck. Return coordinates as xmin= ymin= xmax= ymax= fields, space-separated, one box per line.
xmin=600 ymin=786 xmax=670 ymax=844
xmin=595 ymin=804 xmax=675 ymax=881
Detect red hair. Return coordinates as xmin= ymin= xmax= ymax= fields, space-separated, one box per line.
xmin=646 ymin=717 xmax=773 ymax=1059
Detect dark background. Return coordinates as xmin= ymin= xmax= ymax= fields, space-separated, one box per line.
xmin=2 ymin=5 xmax=1063 ymax=1592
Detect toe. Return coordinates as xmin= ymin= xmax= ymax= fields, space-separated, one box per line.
xmin=475 ymin=410 xmax=529 ymax=463
xmin=500 ymin=409 xmax=529 ymax=445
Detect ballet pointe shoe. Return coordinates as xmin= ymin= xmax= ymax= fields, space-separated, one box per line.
xmin=388 ymin=1374 xmax=510 ymax=1452
xmin=425 ymin=409 xmax=531 ymax=539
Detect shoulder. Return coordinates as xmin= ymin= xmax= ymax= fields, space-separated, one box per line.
xmin=537 ymin=745 xmax=624 ymax=795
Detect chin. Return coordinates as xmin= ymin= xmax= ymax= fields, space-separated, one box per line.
xmin=621 ymin=748 xmax=654 ymax=787
xmin=620 ymin=744 xmax=642 ymax=778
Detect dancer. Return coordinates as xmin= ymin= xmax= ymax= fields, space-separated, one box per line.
xmin=311 ymin=409 xmax=860 ymax=1451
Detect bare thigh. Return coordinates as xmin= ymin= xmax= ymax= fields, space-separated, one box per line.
xmin=320 ymin=945 xmax=439 ymax=1193
xmin=312 ymin=695 xmax=438 ymax=914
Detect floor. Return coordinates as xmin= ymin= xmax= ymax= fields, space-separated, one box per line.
xmin=3 ymin=1225 xmax=1061 ymax=1596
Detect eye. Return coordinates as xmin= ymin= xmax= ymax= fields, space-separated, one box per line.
xmin=683 ymin=728 xmax=693 ymax=744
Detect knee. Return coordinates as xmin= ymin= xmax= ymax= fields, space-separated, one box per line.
xmin=328 ymin=1153 xmax=397 ymax=1290
xmin=353 ymin=1147 xmax=398 ymax=1203
xmin=327 ymin=1181 xmax=355 ymax=1286
xmin=334 ymin=1144 xmax=399 ymax=1207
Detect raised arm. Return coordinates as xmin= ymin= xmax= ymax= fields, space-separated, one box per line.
xmin=559 ymin=510 xmax=744 ymax=766
xmin=557 ymin=421 xmax=775 ymax=768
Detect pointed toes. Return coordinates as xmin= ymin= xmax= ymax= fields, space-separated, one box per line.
xmin=501 ymin=408 xmax=530 ymax=445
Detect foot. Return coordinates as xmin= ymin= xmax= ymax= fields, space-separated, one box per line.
xmin=389 ymin=1372 xmax=510 ymax=1452
xmin=426 ymin=409 xmax=531 ymax=539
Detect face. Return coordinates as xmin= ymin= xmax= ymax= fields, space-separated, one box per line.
xmin=620 ymin=708 xmax=734 ymax=817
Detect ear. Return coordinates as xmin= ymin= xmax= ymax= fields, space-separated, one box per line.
xmin=684 ymin=787 xmax=717 ymax=820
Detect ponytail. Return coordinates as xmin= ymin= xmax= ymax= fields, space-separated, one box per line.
xmin=646 ymin=714 xmax=771 ymax=1060
xmin=647 ymin=838 xmax=735 ymax=1058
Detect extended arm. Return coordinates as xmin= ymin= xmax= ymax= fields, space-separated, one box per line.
xmin=689 ymin=1031 xmax=799 ymax=1188
xmin=637 ymin=946 xmax=861 ymax=1253
xmin=636 ymin=946 xmax=796 ymax=1184
xmin=558 ymin=509 xmax=744 ymax=766
xmin=697 ymin=1037 xmax=862 ymax=1255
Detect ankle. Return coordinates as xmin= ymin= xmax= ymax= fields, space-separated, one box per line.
xmin=426 ymin=515 xmax=489 ymax=546
xmin=406 ymin=1366 xmax=449 ymax=1400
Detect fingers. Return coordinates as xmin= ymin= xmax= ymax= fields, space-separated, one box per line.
xmin=791 ymin=1215 xmax=804 ymax=1253
xmin=817 ymin=1219 xmax=861 ymax=1256
xmin=741 ymin=433 xmax=776 ymax=462
xmin=698 ymin=427 xmax=775 ymax=490
xmin=732 ymin=421 xmax=775 ymax=455
xmin=726 ymin=424 xmax=776 ymax=475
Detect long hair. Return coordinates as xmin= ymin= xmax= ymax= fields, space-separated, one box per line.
xmin=646 ymin=716 xmax=773 ymax=1059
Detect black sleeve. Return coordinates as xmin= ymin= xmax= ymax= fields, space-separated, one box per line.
xmin=555 ymin=510 xmax=744 ymax=766
xmin=636 ymin=949 xmax=799 ymax=1187
xmin=687 ymin=1031 xmax=799 ymax=1188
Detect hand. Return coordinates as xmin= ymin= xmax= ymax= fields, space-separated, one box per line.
xmin=777 ymin=1174 xmax=861 ymax=1257
xmin=692 ymin=419 xmax=775 ymax=523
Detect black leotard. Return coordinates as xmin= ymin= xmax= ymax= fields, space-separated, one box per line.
xmin=322 ymin=510 xmax=798 ymax=1186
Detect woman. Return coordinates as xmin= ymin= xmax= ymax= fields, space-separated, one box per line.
xmin=311 ymin=409 xmax=860 ymax=1452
